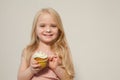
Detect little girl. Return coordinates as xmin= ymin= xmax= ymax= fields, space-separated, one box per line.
xmin=17 ymin=8 xmax=75 ymax=80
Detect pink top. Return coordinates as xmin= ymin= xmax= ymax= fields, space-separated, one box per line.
xmin=31 ymin=67 xmax=60 ymax=80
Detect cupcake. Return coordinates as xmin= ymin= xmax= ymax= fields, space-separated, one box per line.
xmin=32 ymin=51 xmax=48 ymax=69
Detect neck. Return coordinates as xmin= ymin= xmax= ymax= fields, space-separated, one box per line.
xmin=38 ymin=41 xmax=52 ymax=54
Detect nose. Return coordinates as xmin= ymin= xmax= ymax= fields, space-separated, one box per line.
xmin=46 ymin=27 xmax=51 ymax=33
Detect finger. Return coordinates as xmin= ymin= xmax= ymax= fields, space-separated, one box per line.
xmin=31 ymin=63 xmax=40 ymax=69
xmin=52 ymin=55 xmax=59 ymax=61
xmin=48 ymin=55 xmax=54 ymax=61
xmin=53 ymin=55 xmax=57 ymax=58
xmin=31 ymin=67 xmax=42 ymax=74
xmin=31 ymin=58 xmax=39 ymax=64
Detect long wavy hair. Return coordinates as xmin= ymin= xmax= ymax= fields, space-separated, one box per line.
xmin=24 ymin=8 xmax=75 ymax=79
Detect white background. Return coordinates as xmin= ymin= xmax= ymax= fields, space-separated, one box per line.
xmin=0 ymin=0 xmax=120 ymax=80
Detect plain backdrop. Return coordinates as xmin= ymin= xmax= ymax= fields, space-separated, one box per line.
xmin=0 ymin=0 xmax=120 ymax=80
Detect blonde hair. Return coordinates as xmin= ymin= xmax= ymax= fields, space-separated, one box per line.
xmin=24 ymin=8 xmax=75 ymax=79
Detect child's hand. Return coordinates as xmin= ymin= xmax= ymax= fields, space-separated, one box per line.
xmin=30 ymin=58 xmax=42 ymax=74
xmin=48 ymin=55 xmax=61 ymax=70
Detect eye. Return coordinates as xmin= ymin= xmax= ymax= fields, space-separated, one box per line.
xmin=39 ymin=24 xmax=45 ymax=27
xmin=51 ymin=24 xmax=57 ymax=27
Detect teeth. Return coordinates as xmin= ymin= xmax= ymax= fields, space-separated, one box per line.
xmin=45 ymin=35 xmax=51 ymax=36
xmin=44 ymin=34 xmax=52 ymax=36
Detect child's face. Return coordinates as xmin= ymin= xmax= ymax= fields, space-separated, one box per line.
xmin=36 ymin=13 xmax=59 ymax=44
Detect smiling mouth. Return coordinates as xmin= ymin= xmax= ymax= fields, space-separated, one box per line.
xmin=43 ymin=34 xmax=53 ymax=36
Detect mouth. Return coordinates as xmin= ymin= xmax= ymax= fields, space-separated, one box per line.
xmin=43 ymin=34 xmax=53 ymax=37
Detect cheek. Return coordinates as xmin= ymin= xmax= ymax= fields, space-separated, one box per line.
xmin=55 ymin=29 xmax=60 ymax=38
xmin=36 ymin=26 xmax=43 ymax=33
xmin=36 ymin=27 xmax=42 ymax=37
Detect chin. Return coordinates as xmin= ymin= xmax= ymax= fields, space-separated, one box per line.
xmin=44 ymin=40 xmax=56 ymax=44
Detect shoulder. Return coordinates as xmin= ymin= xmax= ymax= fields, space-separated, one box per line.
xmin=21 ymin=47 xmax=28 ymax=58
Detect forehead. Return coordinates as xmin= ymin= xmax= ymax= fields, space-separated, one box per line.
xmin=37 ymin=13 xmax=56 ymax=24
